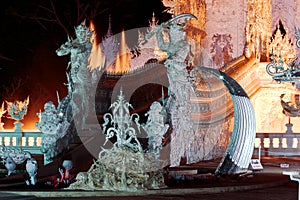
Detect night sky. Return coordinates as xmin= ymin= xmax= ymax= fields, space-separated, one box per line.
xmin=0 ymin=0 xmax=170 ymax=128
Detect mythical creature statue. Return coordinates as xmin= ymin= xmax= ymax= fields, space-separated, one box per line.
xmin=5 ymin=96 xmax=29 ymax=131
xmin=266 ymin=52 xmax=300 ymax=83
xmin=280 ymin=94 xmax=300 ymax=117
xmin=6 ymin=96 xmax=29 ymax=121
xmin=36 ymin=101 xmax=70 ymax=162
xmin=0 ymin=146 xmax=31 ymax=176
xmin=142 ymin=101 xmax=169 ymax=158
xmin=36 ymin=101 xmax=61 ymax=134
xmin=3 ymin=156 xmax=16 ymax=176
xmin=144 ymin=14 xmax=197 ymax=166
xmin=56 ymin=21 xmax=93 ymax=129
xmin=266 ymin=27 xmax=300 ymax=85
xmin=147 ymin=14 xmax=196 ymax=105
xmin=25 ymin=158 xmax=38 ymax=185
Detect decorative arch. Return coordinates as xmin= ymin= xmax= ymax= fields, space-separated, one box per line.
xmin=272 ymin=0 xmax=297 ymax=40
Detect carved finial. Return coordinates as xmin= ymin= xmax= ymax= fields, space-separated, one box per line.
xmin=150 ymin=12 xmax=157 ymax=28
xmin=119 ymin=87 xmax=123 ymax=97
xmin=81 ymin=19 xmax=86 ymax=26
xmin=106 ymin=15 xmax=113 ymax=37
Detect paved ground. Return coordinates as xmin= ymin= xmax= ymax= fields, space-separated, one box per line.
xmin=0 ymin=157 xmax=299 ymax=200
xmin=0 ymin=182 xmax=297 ymax=200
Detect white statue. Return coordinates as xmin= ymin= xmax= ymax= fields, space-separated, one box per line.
xmin=145 ymin=14 xmax=197 ymax=166
xmin=36 ymin=101 xmax=70 ymax=162
xmin=56 ymin=21 xmax=93 ymax=129
xmin=143 ymin=101 xmax=169 ymax=158
xmin=146 ymin=14 xmax=196 ymax=106
xmin=3 ymin=156 xmax=16 ymax=176
xmin=25 ymin=158 xmax=38 ymax=185
xmin=0 ymin=146 xmax=31 ymax=176
xmin=6 ymin=96 xmax=29 ymax=121
xmin=36 ymin=101 xmax=60 ymax=134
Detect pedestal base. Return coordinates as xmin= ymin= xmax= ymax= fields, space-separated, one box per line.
xmin=14 ymin=121 xmax=23 ymax=132
xmin=285 ymin=123 xmax=293 ymax=134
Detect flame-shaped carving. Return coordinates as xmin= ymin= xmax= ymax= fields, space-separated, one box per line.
xmin=0 ymin=102 xmax=6 ymax=123
xmin=6 ymin=96 xmax=29 ymax=121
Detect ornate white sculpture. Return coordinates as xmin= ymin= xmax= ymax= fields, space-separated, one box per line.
xmin=67 ymin=89 xmax=166 ymax=191
xmin=152 ymin=14 xmax=195 ymax=105
xmin=266 ymin=27 xmax=300 ymax=87
xmin=0 ymin=102 xmax=6 ymax=131
xmin=280 ymin=94 xmax=300 ymax=117
xmin=38 ymin=21 xmax=95 ymax=162
xmin=142 ymin=101 xmax=169 ymax=158
xmin=6 ymin=96 xmax=29 ymax=132
xmin=144 ymin=14 xmax=197 ymax=166
xmin=25 ymin=158 xmax=38 ymax=185
xmin=102 ymin=89 xmax=142 ymax=152
xmin=36 ymin=101 xmax=70 ymax=162
xmin=0 ymin=146 xmax=31 ymax=176
xmin=3 ymin=156 xmax=16 ymax=176
xmin=36 ymin=101 xmax=61 ymax=134
xmin=56 ymin=21 xmax=93 ymax=129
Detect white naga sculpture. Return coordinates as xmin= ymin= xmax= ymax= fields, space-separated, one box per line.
xmin=68 ymin=89 xmax=165 ymax=191
xmin=142 ymin=101 xmax=169 ymax=158
xmin=144 ymin=13 xmax=197 ymax=166
xmin=0 ymin=146 xmax=31 ymax=176
xmin=56 ymin=21 xmax=93 ymax=129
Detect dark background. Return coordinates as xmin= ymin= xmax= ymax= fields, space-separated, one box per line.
xmin=0 ymin=0 xmax=170 ymax=128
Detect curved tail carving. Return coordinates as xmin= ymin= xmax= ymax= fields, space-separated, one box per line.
xmin=194 ymin=67 xmax=256 ymax=175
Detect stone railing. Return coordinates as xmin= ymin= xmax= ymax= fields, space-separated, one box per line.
xmin=1 ymin=130 xmax=300 ymax=159
xmin=0 ymin=131 xmax=43 ymax=155
xmin=253 ymin=132 xmax=300 ymax=157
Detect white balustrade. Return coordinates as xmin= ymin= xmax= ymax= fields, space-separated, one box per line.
xmin=0 ymin=131 xmax=43 ymax=154
xmin=253 ymin=133 xmax=300 ymax=156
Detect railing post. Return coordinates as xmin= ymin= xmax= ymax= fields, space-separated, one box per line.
xmin=269 ymin=137 xmax=273 ymax=149
xmin=287 ymin=136 xmax=293 ymax=149
xmin=258 ymin=144 xmax=261 ymax=161
xmin=24 ymin=137 xmax=28 ymax=147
